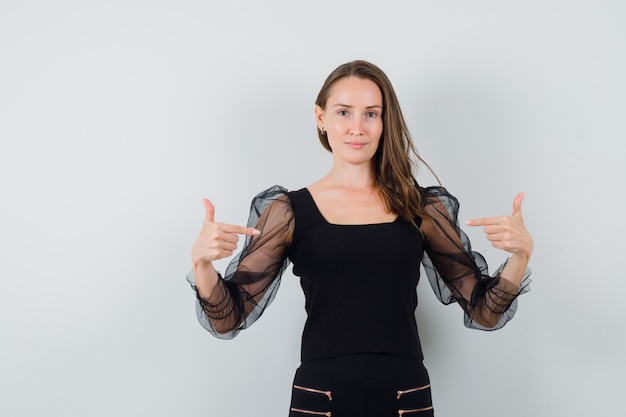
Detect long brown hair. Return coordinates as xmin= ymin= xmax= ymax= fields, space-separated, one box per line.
xmin=315 ymin=60 xmax=439 ymax=226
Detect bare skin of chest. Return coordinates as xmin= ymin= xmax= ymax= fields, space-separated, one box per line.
xmin=307 ymin=186 xmax=397 ymax=225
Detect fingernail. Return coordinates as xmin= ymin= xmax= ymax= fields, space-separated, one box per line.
xmin=252 ymin=229 xmax=261 ymax=235
xmin=465 ymin=220 xmax=472 ymax=225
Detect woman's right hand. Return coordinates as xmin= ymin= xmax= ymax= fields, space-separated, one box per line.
xmin=191 ymin=198 xmax=261 ymax=270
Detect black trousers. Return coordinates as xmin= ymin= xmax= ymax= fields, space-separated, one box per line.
xmin=288 ymin=353 xmax=434 ymax=417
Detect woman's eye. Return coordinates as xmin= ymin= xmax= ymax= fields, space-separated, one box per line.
xmin=366 ymin=111 xmax=378 ymax=118
xmin=337 ymin=110 xmax=348 ymax=117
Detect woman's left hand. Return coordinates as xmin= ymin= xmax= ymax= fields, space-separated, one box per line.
xmin=465 ymin=193 xmax=534 ymax=259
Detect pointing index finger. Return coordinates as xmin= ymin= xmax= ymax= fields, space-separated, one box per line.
xmin=222 ymin=223 xmax=261 ymax=236
xmin=465 ymin=216 xmax=501 ymax=227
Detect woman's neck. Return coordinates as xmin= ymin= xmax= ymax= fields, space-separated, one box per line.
xmin=323 ymin=160 xmax=376 ymax=190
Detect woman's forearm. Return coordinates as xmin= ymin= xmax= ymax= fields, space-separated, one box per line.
xmin=499 ymin=252 xmax=531 ymax=288
xmin=193 ymin=260 xmax=220 ymax=298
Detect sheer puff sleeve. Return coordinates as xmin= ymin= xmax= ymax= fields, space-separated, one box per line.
xmin=420 ymin=186 xmax=531 ymax=330
xmin=186 ymin=185 xmax=294 ymax=339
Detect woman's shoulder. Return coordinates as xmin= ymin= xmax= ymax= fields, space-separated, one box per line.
xmin=246 ymin=185 xmax=291 ymax=216
xmin=250 ymin=184 xmax=311 ymax=210
xmin=419 ymin=185 xmax=458 ymax=204
xmin=417 ymin=185 xmax=461 ymax=223
xmin=252 ymin=184 xmax=290 ymax=199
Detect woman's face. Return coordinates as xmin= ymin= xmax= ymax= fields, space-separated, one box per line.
xmin=316 ymin=76 xmax=383 ymax=167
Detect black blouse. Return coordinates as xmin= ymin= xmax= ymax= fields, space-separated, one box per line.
xmin=187 ymin=185 xmax=531 ymax=362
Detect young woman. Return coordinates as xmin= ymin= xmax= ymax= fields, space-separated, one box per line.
xmin=187 ymin=60 xmax=533 ymax=416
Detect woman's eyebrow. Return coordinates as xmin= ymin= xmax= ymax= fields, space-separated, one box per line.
xmin=331 ymin=103 xmax=383 ymax=109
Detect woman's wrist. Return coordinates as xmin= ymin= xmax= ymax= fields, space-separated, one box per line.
xmin=194 ymin=261 xmax=219 ymax=297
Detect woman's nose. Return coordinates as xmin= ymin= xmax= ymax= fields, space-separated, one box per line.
xmin=350 ymin=117 xmax=363 ymax=135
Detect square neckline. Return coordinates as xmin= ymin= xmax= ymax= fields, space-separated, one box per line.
xmin=302 ymin=187 xmax=401 ymax=227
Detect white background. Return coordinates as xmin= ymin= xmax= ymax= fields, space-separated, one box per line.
xmin=1 ymin=1 xmax=625 ymax=416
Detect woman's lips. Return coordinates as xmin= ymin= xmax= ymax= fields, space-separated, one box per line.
xmin=345 ymin=141 xmax=367 ymax=149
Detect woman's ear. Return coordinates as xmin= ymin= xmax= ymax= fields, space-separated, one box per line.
xmin=314 ymin=105 xmax=325 ymax=131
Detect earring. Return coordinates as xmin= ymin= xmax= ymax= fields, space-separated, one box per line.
xmin=320 ymin=127 xmax=326 ymax=135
